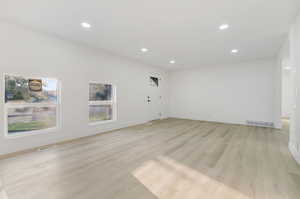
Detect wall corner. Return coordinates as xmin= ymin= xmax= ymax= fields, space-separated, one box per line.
xmin=289 ymin=141 xmax=300 ymax=165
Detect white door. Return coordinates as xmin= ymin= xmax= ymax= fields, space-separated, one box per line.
xmin=147 ymin=76 xmax=162 ymax=121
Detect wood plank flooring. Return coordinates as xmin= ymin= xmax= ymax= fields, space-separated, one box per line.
xmin=0 ymin=118 xmax=299 ymax=199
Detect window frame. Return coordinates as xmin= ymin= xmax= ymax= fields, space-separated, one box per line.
xmin=88 ymin=82 xmax=116 ymax=125
xmin=3 ymin=74 xmax=61 ymax=138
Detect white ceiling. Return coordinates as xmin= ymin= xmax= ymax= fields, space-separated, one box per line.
xmin=1 ymin=0 xmax=300 ymax=70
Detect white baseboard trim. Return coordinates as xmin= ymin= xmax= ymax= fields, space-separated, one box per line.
xmin=289 ymin=142 xmax=300 ymax=165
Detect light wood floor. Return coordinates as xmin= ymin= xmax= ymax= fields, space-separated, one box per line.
xmin=0 ymin=118 xmax=300 ymax=199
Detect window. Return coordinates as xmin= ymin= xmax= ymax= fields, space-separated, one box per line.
xmin=89 ymin=83 xmax=115 ymax=123
xmin=150 ymin=76 xmax=159 ymax=87
xmin=4 ymin=75 xmax=59 ymax=136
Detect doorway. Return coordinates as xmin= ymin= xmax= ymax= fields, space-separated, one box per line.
xmin=147 ymin=76 xmax=163 ymax=121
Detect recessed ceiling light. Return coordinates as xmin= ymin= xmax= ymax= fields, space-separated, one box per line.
xmin=284 ymin=66 xmax=292 ymax=70
xmin=81 ymin=22 xmax=91 ymax=29
xmin=169 ymin=60 xmax=176 ymax=64
xmin=141 ymin=48 xmax=149 ymax=52
xmin=231 ymin=49 xmax=239 ymax=54
xmin=219 ymin=24 xmax=229 ymax=30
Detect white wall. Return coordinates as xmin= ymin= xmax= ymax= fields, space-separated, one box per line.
xmin=288 ymin=12 xmax=300 ymax=164
xmin=282 ymin=70 xmax=294 ymax=118
xmin=0 ymin=22 xmax=168 ymax=155
xmin=279 ymin=40 xmax=293 ymax=118
xmin=281 ymin=68 xmax=294 ymax=118
xmin=168 ymin=59 xmax=280 ymax=128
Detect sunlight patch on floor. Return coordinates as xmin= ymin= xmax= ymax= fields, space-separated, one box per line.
xmin=132 ymin=156 xmax=250 ymax=199
xmin=0 ymin=190 xmax=8 ymax=199
xmin=0 ymin=178 xmax=8 ymax=199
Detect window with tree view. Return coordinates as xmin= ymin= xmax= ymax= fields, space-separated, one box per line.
xmin=5 ymin=75 xmax=59 ymax=135
xmin=89 ymin=83 xmax=115 ymax=123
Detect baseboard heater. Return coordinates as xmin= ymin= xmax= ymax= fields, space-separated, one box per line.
xmin=246 ymin=120 xmax=274 ymax=128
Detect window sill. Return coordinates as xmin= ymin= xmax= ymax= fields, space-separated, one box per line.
xmin=5 ymin=127 xmax=58 ymax=139
xmin=89 ymin=119 xmax=116 ymax=126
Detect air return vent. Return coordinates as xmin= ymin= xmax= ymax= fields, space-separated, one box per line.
xmin=246 ymin=121 xmax=274 ymax=128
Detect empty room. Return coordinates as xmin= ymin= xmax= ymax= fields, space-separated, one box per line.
xmin=1 ymin=0 xmax=300 ymax=199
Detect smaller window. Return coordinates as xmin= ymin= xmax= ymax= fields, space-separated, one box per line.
xmin=150 ymin=76 xmax=159 ymax=87
xmin=89 ymin=83 xmax=115 ymax=123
